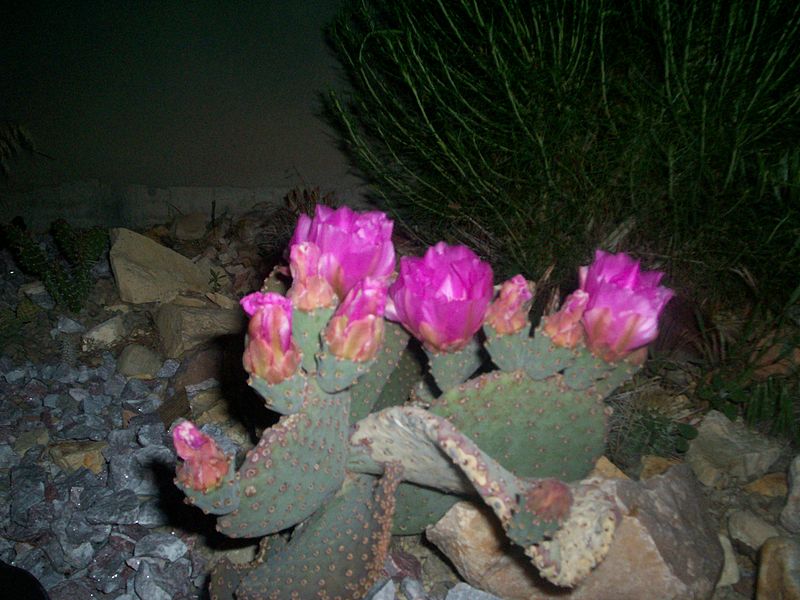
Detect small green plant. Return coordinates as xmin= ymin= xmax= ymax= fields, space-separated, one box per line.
xmin=1 ymin=218 xmax=108 ymax=312
xmin=208 ymin=268 xmax=223 ymax=293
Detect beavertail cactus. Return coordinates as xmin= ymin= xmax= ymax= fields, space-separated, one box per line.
xmin=172 ymin=204 xmax=673 ymax=598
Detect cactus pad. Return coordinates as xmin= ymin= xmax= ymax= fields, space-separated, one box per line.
xmin=231 ymin=465 xmax=403 ymax=599
xmin=215 ymin=380 xmax=350 ymax=538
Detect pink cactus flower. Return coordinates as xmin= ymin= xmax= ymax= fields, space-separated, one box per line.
xmin=172 ymin=421 xmax=230 ymax=491
xmin=289 ymin=205 xmax=395 ymax=299
xmin=387 ymin=242 xmax=494 ymax=352
xmin=542 ymin=289 xmax=589 ymax=349
xmin=579 ymin=250 xmax=674 ymax=361
xmin=287 ymin=242 xmax=337 ymax=311
xmin=240 ymin=292 xmax=302 ymax=384
xmin=485 ymin=275 xmax=534 ymax=335
xmin=324 ymin=277 xmax=387 ymax=362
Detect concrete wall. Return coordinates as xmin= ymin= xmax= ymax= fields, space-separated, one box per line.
xmin=0 ymin=1 xmax=370 ymax=229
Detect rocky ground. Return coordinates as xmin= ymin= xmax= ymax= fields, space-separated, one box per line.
xmin=0 ymin=204 xmax=798 ymax=599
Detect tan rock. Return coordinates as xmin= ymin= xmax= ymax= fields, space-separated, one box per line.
xmin=745 ymin=472 xmax=788 ymax=498
xmin=590 ymin=456 xmax=628 ymax=479
xmin=640 ymin=455 xmax=680 ymax=479
xmin=117 ymin=343 xmax=163 ymax=379
xmin=757 ymin=536 xmax=800 ymax=600
xmin=427 ymin=465 xmax=722 ymax=600
xmin=14 ymin=428 xmax=50 ymax=455
xmin=109 ymin=227 xmax=210 ymax=303
xmin=49 ymin=440 xmax=107 ymax=474
xmin=155 ymin=303 xmax=245 ymax=358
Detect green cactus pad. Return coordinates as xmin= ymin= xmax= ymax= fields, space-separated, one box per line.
xmin=430 ymin=370 xmax=605 ymax=481
xmin=247 ymin=371 xmax=307 ymax=415
xmin=292 ymin=307 xmax=334 ymax=373
xmin=426 ymin=337 xmax=484 ymax=391
xmin=216 ymin=380 xmax=349 ymax=538
xmin=391 ymin=482 xmax=460 ymax=535
xmin=483 ymin=325 xmax=533 ymax=372
xmin=175 ymin=452 xmax=240 ymax=516
xmin=522 ymin=327 xmax=579 ymax=380
xmin=232 ymin=465 xmax=402 ymax=600
xmin=349 ymin=321 xmax=414 ymax=423
xmin=315 ymin=348 xmax=374 ymax=393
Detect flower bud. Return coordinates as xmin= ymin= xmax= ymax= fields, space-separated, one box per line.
xmin=172 ymin=421 xmax=230 ymax=491
xmin=323 ymin=277 xmax=387 ymax=362
xmin=485 ymin=275 xmax=534 ymax=335
xmin=287 ymin=242 xmax=337 ymax=311
xmin=542 ymin=289 xmax=589 ymax=348
xmin=240 ymin=292 xmax=302 ymax=384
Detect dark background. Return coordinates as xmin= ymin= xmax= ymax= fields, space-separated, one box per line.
xmin=1 ymin=1 xmax=360 ymax=193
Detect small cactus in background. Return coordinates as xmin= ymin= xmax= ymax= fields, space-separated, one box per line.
xmin=1 ymin=218 xmax=108 ymax=312
xmin=172 ymin=204 xmax=674 ymax=598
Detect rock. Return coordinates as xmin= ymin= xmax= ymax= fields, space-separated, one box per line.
xmin=134 ymin=532 xmax=187 ymax=562
xmin=728 ymin=509 xmax=780 ymax=551
xmin=745 ymin=472 xmax=789 ymax=498
xmin=590 ymin=456 xmax=628 ymax=479
xmin=366 ymin=578 xmax=396 ymax=600
xmin=109 ymin=228 xmax=210 ymax=303
xmin=116 ymin=343 xmax=163 ymax=379
xmin=428 ymin=465 xmax=721 ymax=600
xmin=48 ymin=440 xmax=107 ymax=474
xmin=757 ymin=536 xmax=800 ymax=600
xmin=639 ymin=455 xmax=680 ymax=479
xmin=81 ymin=316 xmax=126 ymax=351
xmin=686 ymin=410 xmax=783 ymax=488
xmin=155 ymin=303 xmax=245 ymax=358
xmin=445 ymin=583 xmax=502 ymax=599
xmin=171 ymin=212 xmax=208 ymax=241
xmin=781 ymin=456 xmax=800 ymax=532
xmin=717 ymin=534 xmax=740 ymax=587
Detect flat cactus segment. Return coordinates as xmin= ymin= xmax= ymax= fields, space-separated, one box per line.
xmin=316 ymin=347 xmax=374 ymax=393
xmin=216 ymin=381 xmax=349 ymax=538
xmin=483 ymin=325 xmax=533 ymax=372
xmin=505 ymin=478 xmax=572 ymax=546
xmin=234 ymin=465 xmax=403 ymax=600
xmin=208 ymin=557 xmax=250 ymax=600
xmin=426 ymin=337 xmax=484 ymax=391
xmin=247 ymin=371 xmax=307 ymax=415
xmin=522 ymin=327 xmax=578 ymax=380
xmin=292 ymin=307 xmax=334 ymax=373
xmin=391 ymin=482 xmax=460 ymax=535
xmin=176 ymin=454 xmax=240 ymax=516
xmin=349 ymin=321 xmax=414 ymax=422
xmin=526 ymin=481 xmax=621 ymax=587
xmin=430 ymin=370 xmax=605 ymax=481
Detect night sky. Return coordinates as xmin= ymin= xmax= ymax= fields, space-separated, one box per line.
xmin=1 ymin=1 xmax=358 ymax=190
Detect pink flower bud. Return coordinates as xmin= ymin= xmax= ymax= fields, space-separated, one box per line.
xmin=240 ymin=292 xmax=302 ymax=384
xmin=387 ymin=242 xmax=493 ymax=352
xmin=172 ymin=421 xmax=230 ymax=491
xmin=287 ymin=242 xmax=337 ymax=311
xmin=579 ymin=250 xmax=674 ymax=361
xmin=289 ymin=205 xmax=395 ymax=299
xmin=323 ymin=277 xmax=387 ymax=362
xmin=485 ymin=275 xmax=534 ymax=335
xmin=542 ymin=289 xmax=589 ymax=348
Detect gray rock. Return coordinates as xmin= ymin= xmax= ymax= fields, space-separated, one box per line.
xmin=686 ymin=410 xmax=784 ymax=488
xmin=366 ymin=578 xmax=396 ymax=600
xmin=134 ymin=532 xmax=187 ymax=562
xmin=781 ymin=455 xmax=800 ymax=532
xmin=54 ymin=315 xmax=85 ymax=334
xmin=156 ymin=358 xmax=181 ymax=379
xmin=445 ymin=583 xmax=502 ymax=600
xmin=84 ymin=488 xmax=140 ymax=525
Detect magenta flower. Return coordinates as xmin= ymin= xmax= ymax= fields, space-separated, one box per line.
xmin=542 ymin=289 xmax=589 ymax=349
xmin=173 ymin=421 xmax=230 ymax=491
xmin=323 ymin=277 xmax=387 ymax=362
xmin=240 ymin=292 xmax=302 ymax=384
xmin=289 ymin=205 xmax=395 ymax=299
xmin=485 ymin=275 xmax=534 ymax=335
xmin=287 ymin=242 xmax=337 ymax=311
xmin=579 ymin=250 xmax=674 ymax=361
xmin=387 ymin=242 xmax=494 ymax=352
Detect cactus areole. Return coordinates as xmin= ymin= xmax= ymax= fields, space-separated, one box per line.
xmin=171 ymin=204 xmax=674 ymax=599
